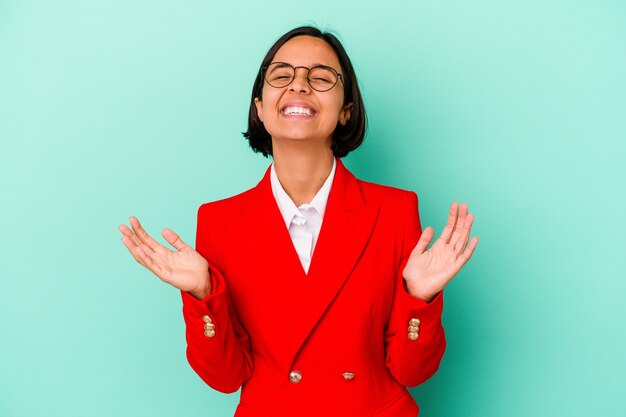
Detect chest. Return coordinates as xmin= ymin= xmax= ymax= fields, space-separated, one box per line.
xmin=216 ymin=213 xmax=403 ymax=339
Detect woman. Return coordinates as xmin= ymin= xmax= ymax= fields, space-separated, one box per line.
xmin=119 ymin=26 xmax=478 ymax=417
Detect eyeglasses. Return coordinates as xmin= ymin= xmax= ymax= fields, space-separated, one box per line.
xmin=263 ymin=62 xmax=343 ymax=92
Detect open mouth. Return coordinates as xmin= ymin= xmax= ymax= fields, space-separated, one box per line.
xmin=281 ymin=106 xmax=316 ymax=117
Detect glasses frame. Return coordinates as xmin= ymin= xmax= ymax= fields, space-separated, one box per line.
xmin=262 ymin=61 xmax=344 ymax=92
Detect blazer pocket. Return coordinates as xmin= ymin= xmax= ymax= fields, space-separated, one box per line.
xmin=372 ymin=390 xmax=419 ymax=417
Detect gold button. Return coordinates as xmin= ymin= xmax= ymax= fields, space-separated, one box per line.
xmin=202 ymin=315 xmax=212 ymax=323
xmin=204 ymin=329 xmax=216 ymax=337
xmin=289 ymin=370 xmax=302 ymax=384
xmin=342 ymin=372 xmax=355 ymax=381
xmin=408 ymin=325 xmax=419 ymax=333
xmin=409 ymin=318 xmax=421 ymax=327
xmin=408 ymin=332 xmax=419 ymax=340
xmin=204 ymin=323 xmax=215 ymax=331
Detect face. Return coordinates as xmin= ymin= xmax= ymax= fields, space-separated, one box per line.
xmin=254 ymin=36 xmax=353 ymax=149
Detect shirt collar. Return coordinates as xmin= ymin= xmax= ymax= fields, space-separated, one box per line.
xmin=270 ymin=157 xmax=336 ymax=229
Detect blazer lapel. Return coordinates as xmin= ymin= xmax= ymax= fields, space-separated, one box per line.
xmin=237 ymin=165 xmax=307 ymax=291
xmin=237 ymin=160 xmax=380 ymax=363
xmin=288 ymin=159 xmax=380 ymax=363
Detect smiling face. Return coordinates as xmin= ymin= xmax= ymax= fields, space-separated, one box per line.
xmin=254 ymin=35 xmax=353 ymax=150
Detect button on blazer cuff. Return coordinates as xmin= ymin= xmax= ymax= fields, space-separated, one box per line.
xmin=181 ymin=261 xmax=254 ymax=393
xmin=384 ymin=191 xmax=446 ymax=387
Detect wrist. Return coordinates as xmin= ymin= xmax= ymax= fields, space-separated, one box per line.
xmin=189 ymin=273 xmax=211 ymax=300
xmin=404 ymin=279 xmax=436 ymax=303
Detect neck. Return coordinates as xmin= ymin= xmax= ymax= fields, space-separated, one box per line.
xmin=272 ymin=141 xmax=334 ymax=207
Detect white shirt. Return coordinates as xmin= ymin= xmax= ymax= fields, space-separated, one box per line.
xmin=270 ymin=158 xmax=336 ymax=274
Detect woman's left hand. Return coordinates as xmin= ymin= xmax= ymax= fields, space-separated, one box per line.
xmin=402 ymin=202 xmax=479 ymax=302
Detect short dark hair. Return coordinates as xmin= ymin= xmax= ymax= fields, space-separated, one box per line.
xmin=243 ymin=26 xmax=367 ymax=158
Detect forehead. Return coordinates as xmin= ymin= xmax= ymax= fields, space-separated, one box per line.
xmin=272 ymin=36 xmax=341 ymax=69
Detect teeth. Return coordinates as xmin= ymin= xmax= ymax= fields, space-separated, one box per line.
xmin=283 ymin=106 xmax=314 ymax=116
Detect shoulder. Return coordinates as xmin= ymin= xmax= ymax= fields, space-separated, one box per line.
xmin=197 ymin=187 xmax=256 ymax=219
xmin=352 ymin=176 xmax=422 ymax=238
xmin=356 ymin=177 xmax=419 ymax=209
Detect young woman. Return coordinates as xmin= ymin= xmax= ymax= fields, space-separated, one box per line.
xmin=119 ymin=26 xmax=478 ymax=417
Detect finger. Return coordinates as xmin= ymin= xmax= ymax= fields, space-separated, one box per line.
xmin=458 ymin=236 xmax=479 ymax=264
xmin=122 ymin=235 xmax=149 ymax=268
xmin=135 ymin=245 xmax=169 ymax=280
xmin=121 ymin=234 xmax=139 ymax=254
xmin=410 ymin=226 xmax=434 ymax=256
xmin=118 ymin=224 xmax=142 ymax=247
xmin=449 ymin=203 xmax=469 ymax=247
xmin=439 ymin=202 xmax=459 ymax=243
xmin=162 ymin=228 xmax=189 ymax=252
xmin=119 ymin=225 xmax=136 ymax=245
xmin=134 ymin=245 xmax=156 ymax=271
xmin=453 ymin=213 xmax=475 ymax=255
xmin=129 ymin=216 xmax=160 ymax=251
xmin=122 ymin=235 xmax=171 ymax=282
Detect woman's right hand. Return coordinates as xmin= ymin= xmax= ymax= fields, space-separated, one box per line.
xmin=119 ymin=216 xmax=211 ymax=299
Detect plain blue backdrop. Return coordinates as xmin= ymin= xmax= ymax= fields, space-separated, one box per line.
xmin=1 ymin=1 xmax=624 ymax=416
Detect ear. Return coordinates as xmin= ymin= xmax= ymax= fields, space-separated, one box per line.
xmin=339 ymin=102 xmax=353 ymax=126
xmin=254 ymin=97 xmax=263 ymax=122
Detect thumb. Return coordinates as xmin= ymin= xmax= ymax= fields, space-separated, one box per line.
xmin=162 ymin=228 xmax=189 ymax=251
xmin=410 ymin=226 xmax=434 ymax=256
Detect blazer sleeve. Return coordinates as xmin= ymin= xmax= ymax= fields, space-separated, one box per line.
xmin=180 ymin=204 xmax=254 ymax=393
xmin=384 ymin=191 xmax=446 ymax=387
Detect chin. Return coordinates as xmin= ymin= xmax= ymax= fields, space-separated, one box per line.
xmin=281 ymin=132 xmax=333 ymax=145
xmin=269 ymin=128 xmax=318 ymax=142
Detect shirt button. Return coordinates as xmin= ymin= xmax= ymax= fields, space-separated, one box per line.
xmin=289 ymin=370 xmax=302 ymax=384
xmin=342 ymin=372 xmax=355 ymax=381
xmin=204 ymin=329 xmax=216 ymax=338
xmin=408 ymin=332 xmax=419 ymax=341
xmin=202 ymin=315 xmax=212 ymax=323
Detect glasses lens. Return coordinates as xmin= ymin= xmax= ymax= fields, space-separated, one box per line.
xmin=308 ymin=67 xmax=338 ymax=91
xmin=265 ymin=63 xmax=294 ymax=88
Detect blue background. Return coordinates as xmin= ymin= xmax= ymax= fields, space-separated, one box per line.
xmin=1 ymin=1 xmax=624 ymax=416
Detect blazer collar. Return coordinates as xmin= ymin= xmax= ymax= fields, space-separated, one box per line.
xmin=241 ymin=158 xmax=367 ymax=217
xmin=239 ymin=158 xmax=380 ymax=365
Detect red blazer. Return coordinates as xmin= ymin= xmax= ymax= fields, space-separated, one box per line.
xmin=181 ymin=159 xmax=446 ymax=417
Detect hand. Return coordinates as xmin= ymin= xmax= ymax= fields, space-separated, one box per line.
xmin=119 ymin=216 xmax=211 ymax=299
xmin=403 ymin=202 xmax=479 ymax=302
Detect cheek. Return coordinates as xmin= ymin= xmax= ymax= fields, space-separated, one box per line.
xmin=330 ymin=92 xmax=345 ymax=114
xmin=322 ymin=96 xmax=345 ymax=121
xmin=261 ymin=86 xmax=281 ymax=107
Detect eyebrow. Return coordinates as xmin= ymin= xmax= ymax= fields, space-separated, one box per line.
xmin=267 ymin=61 xmax=342 ymax=75
xmin=270 ymin=62 xmax=292 ymax=68
xmin=269 ymin=61 xmax=335 ymax=70
xmin=306 ymin=63 xmax=339 ymax=72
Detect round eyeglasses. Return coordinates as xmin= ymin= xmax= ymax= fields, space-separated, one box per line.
xmin=263 ymin=62 xmax=343 ymax=92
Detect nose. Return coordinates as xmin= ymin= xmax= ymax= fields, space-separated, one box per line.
xmin=289 ymin=67 xmax=311 ymax=93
